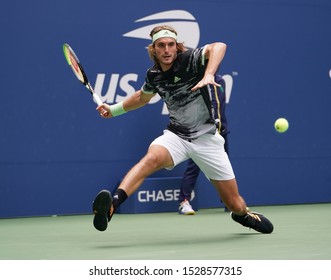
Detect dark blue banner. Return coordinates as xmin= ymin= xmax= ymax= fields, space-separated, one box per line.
xmin=1 ymin=0 xmax=330 ymax=217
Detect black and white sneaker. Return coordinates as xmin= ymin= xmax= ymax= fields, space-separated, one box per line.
xmin=92 ymin=190 xmax=113 ymax=231
xmin=231 ymin=211 xmax=274 ymax=234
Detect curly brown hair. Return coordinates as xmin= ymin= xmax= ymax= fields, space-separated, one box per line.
xmin=147 ymin=25 xmax=187 ymax=66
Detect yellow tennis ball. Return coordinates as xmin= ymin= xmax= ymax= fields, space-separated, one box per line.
xmin=274 ymin=118 xmax=289 ymax=133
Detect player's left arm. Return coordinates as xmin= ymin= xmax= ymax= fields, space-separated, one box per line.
xmin=191 ymin=42 xmax=227 ymax=91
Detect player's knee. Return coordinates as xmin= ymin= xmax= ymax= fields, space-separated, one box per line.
xmin=142 ymin=152 xmax=164 ymax=170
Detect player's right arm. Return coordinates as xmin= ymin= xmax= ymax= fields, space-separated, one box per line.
xmin=123 ymin=90 xmax=155 ymax=111
xmin=97 ymin=90 xmax=156 ymax=118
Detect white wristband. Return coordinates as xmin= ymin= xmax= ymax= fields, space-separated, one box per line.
xmin=109 ymin=101 xmax=127 ymax=117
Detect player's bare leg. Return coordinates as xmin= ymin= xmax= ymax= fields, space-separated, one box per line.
xmin=119 ymin=144 xmax=174 ymax=195
xmin=93 ymin=145 xmax=174 ymax=231
xmin=212 ymin=179 xmax=274 ymax=234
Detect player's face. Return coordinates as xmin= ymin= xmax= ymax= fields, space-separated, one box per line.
xmin=154 ymin=37 xmax=177 ymax=71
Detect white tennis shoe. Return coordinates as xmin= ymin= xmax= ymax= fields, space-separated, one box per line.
xmin=178 ymin=200 xmax=195 ymax=215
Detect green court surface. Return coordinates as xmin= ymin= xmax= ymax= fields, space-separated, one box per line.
xmin=0 ymin=204 xmax=330 ymax=260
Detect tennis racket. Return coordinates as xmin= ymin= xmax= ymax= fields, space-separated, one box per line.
xmin=63 ymin=43 xmax=104 ymax=107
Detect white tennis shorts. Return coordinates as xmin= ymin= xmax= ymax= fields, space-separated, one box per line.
xmin=150 ymin=129 xmax=235 ymax=181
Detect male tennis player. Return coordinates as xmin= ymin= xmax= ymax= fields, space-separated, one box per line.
xmin=94 ymin=25 xmax=274 ymax=234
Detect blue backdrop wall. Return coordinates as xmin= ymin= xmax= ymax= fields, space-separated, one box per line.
xmin=1 ymin=0 xmax=330 ymax=217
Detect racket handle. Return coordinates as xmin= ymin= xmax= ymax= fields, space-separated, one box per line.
xmin=93 ymin=93 xmax=109 ymax=116
xmin=92 ymin=93 xmax=103 ymax=106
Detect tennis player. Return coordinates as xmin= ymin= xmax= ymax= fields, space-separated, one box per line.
xmin=93 ymin=25 xmax=274 ymax=234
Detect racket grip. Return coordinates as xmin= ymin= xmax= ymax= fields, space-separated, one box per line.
xmin=92 ymin=93 xmax=103 ymax=106
xmin=93 ymin=93 xmax=109 ymax=116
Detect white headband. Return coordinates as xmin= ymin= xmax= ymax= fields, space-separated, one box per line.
xmin=152 ymin=30 xmax=177 ymax=43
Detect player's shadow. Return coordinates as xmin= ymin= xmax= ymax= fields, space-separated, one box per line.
xmin=93 ymin=232 xmax=260 ymax=250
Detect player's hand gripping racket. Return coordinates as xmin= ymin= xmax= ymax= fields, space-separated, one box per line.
xmin=63 ymin=43 xmax=108 ymax=115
